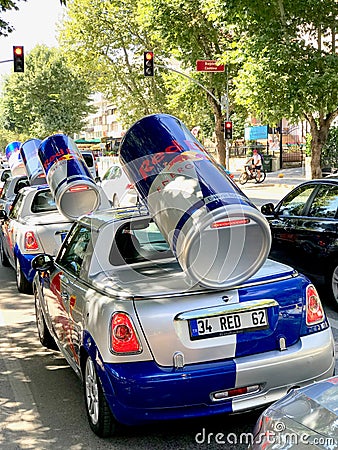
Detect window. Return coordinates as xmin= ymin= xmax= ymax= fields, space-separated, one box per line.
xmin=31 ymin=190 xmax=57 ymax=213
xmin=278 ymin=185 xmax=316 ymax=216
xmin=109 ymin=219 xmax=173 ymax=265
xmin=58 ymin=225 xmax=92 ymax=277
xmin=308 ymin=184 xmax=338 ymax=218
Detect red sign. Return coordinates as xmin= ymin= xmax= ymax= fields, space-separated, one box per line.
xmin=196 ymin=60 xmax=225 ymax=72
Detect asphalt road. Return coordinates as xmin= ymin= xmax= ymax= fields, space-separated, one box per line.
xmin=0 ymin=173 xmax=337 ymax=449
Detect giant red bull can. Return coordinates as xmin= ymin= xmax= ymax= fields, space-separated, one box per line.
xmin=5 ymin=141 xmax=26 ymax=176
xmin=120 ymin=114 xmax=271 ymax=289
xmin=38 ymin=134 xmax=101 ymax=220
xmin=20 ymin=139 xmax=47 ymax=185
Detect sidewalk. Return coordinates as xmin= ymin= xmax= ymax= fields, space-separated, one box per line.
xmin=235 ymin=167 xmax=307 ymax=189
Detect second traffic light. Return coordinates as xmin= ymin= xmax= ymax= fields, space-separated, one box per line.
xmin=224 ymin=121 xmax=233 ymax=139
xmin=13 ymin=46 xmax=24 ymax=72
xmin=143 ymin=51 xmax=154 ymax=76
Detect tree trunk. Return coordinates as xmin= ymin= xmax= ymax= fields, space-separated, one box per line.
xmin=206 ymin=93 xmax=226 ymax=166
xmin=308 ymin=114 xmax=330 ymax=179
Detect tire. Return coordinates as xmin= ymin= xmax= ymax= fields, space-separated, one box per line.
xmin=328 ymin=264 xmax=338 ymax=311
xmin=256 ymin=170 xmax=266 ymax=183
xmin=15 ymin=257 xmax=33 ymax=294
xmin=0 ymin=241 xmax=10 ymax=267
xmin=34 ymin=286 xmax=58 ymax=350
xmin=238 ymin=172 xmax=249 ymax=185
xmin=84 ymin=355 xmax=116 ymax=437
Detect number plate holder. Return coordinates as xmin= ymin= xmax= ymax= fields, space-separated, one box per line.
xmin=189 ymin=308 xmax=269 ymax=340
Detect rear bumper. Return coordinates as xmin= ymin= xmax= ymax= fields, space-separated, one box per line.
xmin=95 ymin=328 xmax=335 ymax=426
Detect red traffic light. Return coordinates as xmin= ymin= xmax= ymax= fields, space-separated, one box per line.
xmin=143 ymin=51 xmax=154 ymax=76
xmin=224 ymin=121 xmax=233 ymax=139
xmin=13 ymin=46 xmax=24 ymax=72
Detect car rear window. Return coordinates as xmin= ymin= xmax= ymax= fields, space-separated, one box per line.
xmin=110 ymin=220 xmax=174 ymax=265
xmin=31 ymin=190 xmax=58 ymax=213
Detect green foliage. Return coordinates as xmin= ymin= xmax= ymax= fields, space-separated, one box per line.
xmin=0 ymin=45 xmax=93 ymax=137
xmin=321 ymin=127 xmax=338 ymax=168
xmin=0 ymin=0 xmax=26 ymax=36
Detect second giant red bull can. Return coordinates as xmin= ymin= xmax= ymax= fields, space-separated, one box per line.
xmin=38 ymin=134 xmax=101 ymax=220
xmin=20 ymin=139 xmax=47 ymax=185
xmin=119 ymin=113 xmax=271 ymax=289
xmin=5 ymin=141 xmax=26 ymax=176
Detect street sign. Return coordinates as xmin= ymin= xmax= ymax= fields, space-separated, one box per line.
xmin=196 ymin=60 xmax=225 ymax=72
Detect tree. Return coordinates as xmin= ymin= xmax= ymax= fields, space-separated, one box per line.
xmin=204 ymin=0 xmax=338 ymax=178
xmin=0 ymin=45 xmax=93 ymax=137
xmin=59 ymin=0 xmax=221 ymax=156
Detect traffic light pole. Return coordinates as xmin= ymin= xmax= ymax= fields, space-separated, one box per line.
xmin=156 ymin=64 xmax=223 ymax=110
xmin=0 ymin=59 xmax=13 ymax=64
xmin=156 ymin=63 xmax=231 ymax=168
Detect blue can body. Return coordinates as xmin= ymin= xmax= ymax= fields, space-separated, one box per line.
xmin=5 ymin=141 xmax=21 ymax=161
xmin=38 ymin=134 xmax=100 ymax=220
xmin=20 ymin=139 xmax=46 ymax=185
xmin=120 ymin=114 xmax=271 ymax=289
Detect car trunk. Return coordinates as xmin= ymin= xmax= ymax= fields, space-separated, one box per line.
xmin=102 ymin=258 xmax=304 ymax=367
xmin=24 ymin=212 xmax=72 ymax=256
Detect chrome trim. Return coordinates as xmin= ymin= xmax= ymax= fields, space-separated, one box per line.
xmin=132 ymin=273 xmax=297 ymax=301
xmin=176 ymin=299 xmax=278 ymax=321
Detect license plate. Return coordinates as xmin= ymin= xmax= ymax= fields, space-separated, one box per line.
xmin=189 ymin=309 xmax=268 ymax=340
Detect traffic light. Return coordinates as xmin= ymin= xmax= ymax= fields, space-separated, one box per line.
xmin=13 ymin=46 xmax=24 ymax=72
xmin=143 ymin=51 xmax=154 ymax=76
xmin=224 ymin=121 xmax=233 ymax=139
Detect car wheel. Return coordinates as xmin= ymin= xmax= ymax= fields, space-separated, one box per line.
xmin=329 ymin=264 xmax=338 ymax=311
xmin=15 ymin=257 xmax=32 ymax=294
xmin=84 ymin=355 xmax=116 ymax=437
xmin=34 ymin=286 xmax=58 ymax=350
xmin=0 ymin=241 xmax=10 ymax=267
xmin=238 ymin=172 xmax=248 ymax=185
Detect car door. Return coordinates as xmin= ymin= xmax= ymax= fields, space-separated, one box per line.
xmin=269 ymin=183 xmax=318 ymax=269
xmin=53 ymin=224 xmax=93 ymax=367
xmin=2 ymin=193 xmax=25 ymax=265
xmin=294 ymin=183 xmax=338 ymax=278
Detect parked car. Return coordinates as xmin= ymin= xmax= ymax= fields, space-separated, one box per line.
xmin=0 ymin=174 xmax=29 ymax=214
xmin=0 ymin=184 xmax=73 ymax=293
xmin=80 ymin=150 xmax=98 ymax=179
xmin=0 ymin=168 xmax=11 ymax=196
xmin=31 ymin=206 xmax=334 ymax=437
xmin=250 ymin=375 xmax=338 ymax=449
xmin=261 ymin=179 xmax=338 ymax=309
xmin=98 ymin=163 xmax=138 ymax=207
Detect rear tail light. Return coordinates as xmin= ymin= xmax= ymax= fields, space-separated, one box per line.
xmin=306 ymin=284 xmax=325 ymax=325
xmin=110 ymin=312 xmax=141 ymax=354
xmin=0 ymin=188 xmax=3 ymax=196
xmin=126 ymin=183 xmax=134 ymax=190
xmin=25 ymin=231 xmax=39 ymax=250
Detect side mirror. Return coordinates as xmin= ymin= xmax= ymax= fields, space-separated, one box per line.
xmin=32 ymin=254 xmax=54 ymax=272
xmin=0 ymin=209 xmax=8 ymax=220
xmin=261 ymin=203 xmax=275 ymax=216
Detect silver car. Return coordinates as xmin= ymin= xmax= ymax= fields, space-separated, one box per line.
xmin=31 ymin=206 xmax=335 ymax=437
xmin=0 ymin=184 xmax=72 ymax=293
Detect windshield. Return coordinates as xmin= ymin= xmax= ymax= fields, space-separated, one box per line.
xmin=109 ymin=220 xmax=173 ymax=265
xmin=31 ymin=190 xmax=58 ymax=213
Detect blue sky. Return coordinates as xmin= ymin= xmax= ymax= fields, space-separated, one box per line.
xmin=0 ymin=0 xmax=66 ymax=77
